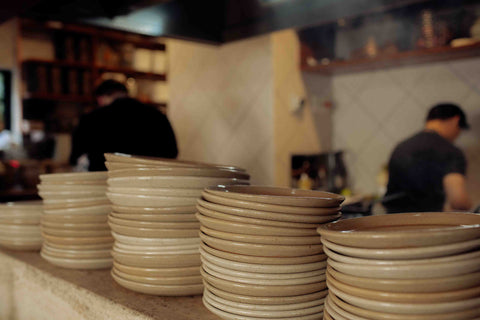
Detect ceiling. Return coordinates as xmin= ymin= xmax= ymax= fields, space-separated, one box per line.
xmin=2 ymin=0 xmax=432 ymax=44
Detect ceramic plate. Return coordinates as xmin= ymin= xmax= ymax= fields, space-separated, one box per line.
xmin=326 ymin=265 xmax=480 ymax=293
xmin=318 ymin=212 xmax=480 ymax=249
xmin=41 ymin=251 xmax=112 ymax=269
xmin=41 ymin=221 xmax=109 ymax=230
xmin=203 ymin=280 xmax=328 ymax=305
xmin=0 ymin=239 xmax=42 ymax=251
xmin=41 ymin=227 xmax=111 ymax=237
xmin=42 ymin=245 xmax=111 ymax=259
xmin=203 ymin=288 xmax=324 ymax=318
xmin=113 ymin=244 xmax=198 ymax=255
xmin=108 ymin=215 xmax=200 ymax=229
xmin=111 ymin=205 xmax=196 ymax=215
xmin=37 ymin=184 xmax=107 ymax=192
xmin=113 ymin=261 xmax=200 ymax=277
xmin=200 ymin=242 xmax=325 ymax=265
xmin=107 ymin=167 xmax=249 ymax=180
xmin=111 ymin=250 xmax=200 ymax=268
xmin=115 ymin=241 xmax=199 ymax=253
xmin=42 ymin=233 xmax=113 ymax=245
xmin=110 ymin=212 xmax=197 ymax=222
xmin=205 ymin=185 xmax=344 ymax=208
xmin=43 ymin=205 xmax=111 ymax=215
xmin=200 ymin=232 xmax=323 ymax=257
xmin=112 ymin=232 xmax=199 ymax=245
xmin=0 ymin=216 xmax=41 ymax=225
xmin=201 ymin=268 xmax=326 ymax=297
xmin=108 ymin=187 xmax=203 ymax=197
xmin=39 ymin=171 xmax=108 ymax=182
xmin=321 ymin=237 xmax=480 ymax=260
xmin=106 ymin=192 xmax=198 ymax=207
xmin=201 ymin=193 xmax=342 ymax=217
xmin=39 ymin=190 xmax=106 ymax=200
xmin=196 ymin=213 xmax=318 ymax=236
xmin=42 ymin=214 xmax=108 ymax=223
xmin=42 ymin=198 xmax=111 ymax=210
xmin=107 ymin=176 xmax=249 ymax=189
xmin=109 ymin=222 xmax=199 ymax=238
xmin=200 ymin=244 xmax=327 ymax=274
xmin=111 ymin=270 xmax=203 ymax=296
xmin=112 ymin=267 xmax=202 ymax=285
xmin=44 ymin=241 xmax=113 ymax=251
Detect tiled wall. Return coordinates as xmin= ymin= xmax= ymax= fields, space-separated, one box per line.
xmin=331 ymin=58 xmax=480 ymax=204
xmin=167 ymin=36 xmax=275 ymax=185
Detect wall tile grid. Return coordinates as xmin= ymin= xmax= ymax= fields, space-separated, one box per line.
xmin=331 ymin=58 xmax=480 ymax=204
xmin=167 ymin=36 xmax=275 ymax=185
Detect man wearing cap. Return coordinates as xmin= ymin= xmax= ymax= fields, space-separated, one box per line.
xmin=383 ymin=103 xmax=472 ymax=213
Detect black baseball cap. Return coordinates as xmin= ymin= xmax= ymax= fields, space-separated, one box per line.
xmin=426 ymin=103 xmax=470 ymax=129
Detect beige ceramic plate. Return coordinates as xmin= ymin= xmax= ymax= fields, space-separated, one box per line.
xmin=200 ymin=242 xmax=325 ymax=265
xmin=324 ymin=294 xmax=359 ymax=320
xmin=113 ymin=244 xmax=198 ymax=255
xmin=204 ymin=287 xmax=324 ymax=311
xmin=107 ymin=175 xmax=249 ymax=189
xmin=328 ymin=255 xmax=480 ymax=279
xmin=328 ymin=291 xmax=480 ymax=320
xmin=112 ymin=231 xmax=199 ymax=246
xmin=205 ymin=185 xmax=344 ymax=208
xmin=327 ymin=278 xmax=480 ymax=315
xmin=115 ymin=241 xmax=198 ymax=253
xmin=40 ymin=251 xmax=112 ymax=269
xmin=202 ymin=295 xmax=324 ymax=320
xmin=106 ymin=192 xmax=198 ymax=207
xmin=203 ymin=289 xmax=324 ymax=318
xmin=42 ymin=197 xmax=110 ymax=210
xmin=318 ymin=212 xmax=480 ymax=249
xmin=200 ymin=245 xmax=326 ymax=274
xmin=38 ymin=190 xmax=106 ymax=200
xmin=110 ymin=211 xmax=197 ymax=223
xmin=196 ymin=204 xmax=319 ymax=229
xmin=201 ymin=225 xmax=321 ymax=245
xmin=111 ymin=269 xmax=203 ymax=296
xmin=326 ymin=265 xmax=480 ymax=293
xmin=39 ymin=171 xmax=108 ymax=182
xmin=111 ymin=250 xmax=200 ymax=268
xmin=105 ymin=153 xmax=247 ymax=172
xmin=203 ymin=281 xmax=328 ymax=306
xmin=0 ymin=200 xmax=42 ymax=209
xmin=42 ymin=214 xmax=108 ymax=223
xmin=201 ymin=193 xmax=341 ymax=216
xmin=201 ymin=257 xmax=326 ymax=281
xmin=111 ymin=205 xmax=196 ymax=214
xmin=44 ymin=241 xmax=113 ymax=251
xmin=201 ymin=268 xmax=326 ymax=297
xmin=327 ymin=270 xmax=480 ymax=303
xmin=112 ymin=267 xmax=202 ymax=285
xmin=113 ymin=261 xmax=200 ymax=277
xmin=37 ymin=184 xmax=107 ymax=192
xmin=0 ymin=217 xmax=40 ymax=225
xmin=0 ymin=239 xmax=42 ymax=251
xmin=42 ymin=245 xmax=111 ymax=259
xmin=196 ymin=213 xmax=318 ymax=236
xmin=107 ymin=167 xmax=249 ymax=180
xmin=107 ymin=187 xmax=203 ymax=197
xmin=42 ymin=227 xmax=111 ymax=237
xmin=109 ymin=222 xmax=198 ymax=238
xmin=41 ymin=221 xmax=109 ymax=230
xmin=108 ymin=215 xmax=200 ymax=229
xmin=43 ymin=205 xmax=111 ymax=215
xmin=321 ymin=237 xmax=480 ymax=260
xmin=199 ymin=232 xmax=323 ymax=257
xmin=42 ymin=233 xmax=113 ymax=245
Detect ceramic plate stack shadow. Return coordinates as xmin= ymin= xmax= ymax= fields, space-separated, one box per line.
xmin=0 ymin=201 xmax=43 ymax=250
xmin=38 ymin=171 xmax=112 ymax=269
xmin=197 ymin=185 xmax=344 ymax=320
xmin=104 ymin=153 xmax=250 ymax=296
xmin=318 ymin=212 xmax=480 ymax=320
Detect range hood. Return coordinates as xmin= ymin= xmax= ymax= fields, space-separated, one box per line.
xmin=5 ymin=0 xmax=431 ymax=44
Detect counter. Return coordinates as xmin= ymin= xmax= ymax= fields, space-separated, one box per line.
xmin=0 ymin=248 xmax=220 ymax=320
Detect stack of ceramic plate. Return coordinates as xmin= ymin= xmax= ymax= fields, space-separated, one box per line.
xmin=0 ymin=201 xmax=43 ymax=250
xmin=197 ymin=185 xmax=344 ymax=320
xmin=318 ymin=212 xmax=480 ymax=320
xmin=38 ymin=171 xmax=113 ymax=269
xmin=104 ymin=153 xmax=250 ymax=296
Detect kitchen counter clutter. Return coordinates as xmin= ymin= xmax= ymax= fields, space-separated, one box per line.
xmin=0 ymin=248 xmax=221 ymax=320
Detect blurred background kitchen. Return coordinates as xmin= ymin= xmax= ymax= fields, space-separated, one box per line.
xmin=0 ymin=0 xmax=479 ymax=214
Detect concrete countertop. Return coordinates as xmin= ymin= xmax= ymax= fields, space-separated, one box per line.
xmin=0 ymin=248 xmax=221 ymax=320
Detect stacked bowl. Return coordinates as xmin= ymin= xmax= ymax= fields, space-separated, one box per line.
xmin=104 ymin=153 xmax=250 ymax=296
xmin=318 ymin=212 xmax=480 ymax=320
xmin=38 ymin=171 xmax=113 ymax=269
xmin=197 ymin=185 xmax=344 ymax=320
xmin=0 ymin=201 xmax=43 ymax=250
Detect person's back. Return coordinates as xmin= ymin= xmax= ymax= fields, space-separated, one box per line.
xmin=70 ymin=80 xmax=178 ymax=171
xmin=383 ymin=103 xmax=471 ymax=213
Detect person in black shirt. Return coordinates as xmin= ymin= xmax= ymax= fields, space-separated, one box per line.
xmin=383 ymin=103 xmax=472 ymax=213
xmin=69 ymin=80 xmax=178 ymax=171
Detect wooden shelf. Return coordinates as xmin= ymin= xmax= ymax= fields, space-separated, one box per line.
xmin=23 ymin=93 xmax=93 ymax=103
xmin=22 ymin=58 xmax=93 ymax=69
xmin=301 ymin=42 xmax=480 ymax=75
xmin=96 ymin=65 xmax=167 ymax=81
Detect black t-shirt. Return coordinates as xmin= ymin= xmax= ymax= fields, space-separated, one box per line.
xmin=384 ymin=131 xmax=466 ymax=213
xmin=69 ymin=97 xmax=178 ymax=171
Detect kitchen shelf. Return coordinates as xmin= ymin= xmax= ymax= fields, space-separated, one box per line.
xmin=22 ymin=58 xmax=93 ymax=69
xmin=302 ymin=40 xmax=480 ymax=75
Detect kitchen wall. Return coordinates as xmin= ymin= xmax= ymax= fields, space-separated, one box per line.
xmin=329 ymin=58 xmax=480 ymax=204
xmin=167 ymin=36 xmax=275 ymax=185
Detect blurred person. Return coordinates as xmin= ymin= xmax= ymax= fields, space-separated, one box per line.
xmin=69 ymin=79 xmax=178 ymax=171
xmin=383 ymin=103 xmax=472 ymax=213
